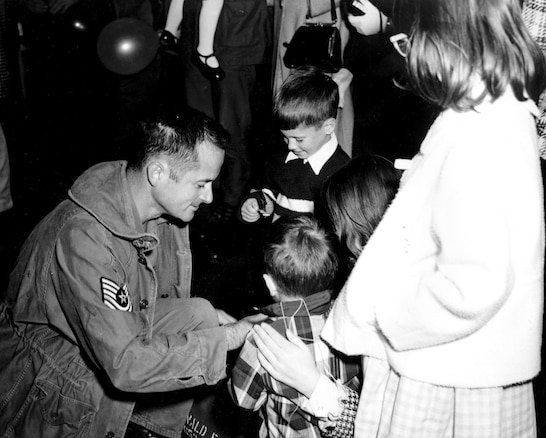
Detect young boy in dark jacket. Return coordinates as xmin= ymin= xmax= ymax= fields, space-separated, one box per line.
xmin=239 ymin=65 xmax=350 ymax=223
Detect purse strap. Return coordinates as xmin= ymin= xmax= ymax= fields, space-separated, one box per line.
xmin=306 ymin=0 xmax=337 ymax=23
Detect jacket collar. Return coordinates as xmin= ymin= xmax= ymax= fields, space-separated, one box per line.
xmin=68 ymin=161 xmax=160 ymax=250
xmin=260 ymin=290 xmax=332 ymax=317
xmin=285 ymin=133 xmax=338 ymax=175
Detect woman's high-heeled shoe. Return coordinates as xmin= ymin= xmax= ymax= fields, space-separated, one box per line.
xmin=191 ymin=50 xmax=226 ymax=81
xmin=159 ymin=30 xmax=179 ymax=56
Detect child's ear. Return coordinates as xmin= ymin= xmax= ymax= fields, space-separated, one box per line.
xmin=322 ymin=118 xmax=336 ymax=136
xmin=263 ymin=274 xmax=278 ymax=299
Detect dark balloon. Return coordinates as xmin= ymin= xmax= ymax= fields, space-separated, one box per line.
xmin=97 ymin=18 xmax=159 ymax=75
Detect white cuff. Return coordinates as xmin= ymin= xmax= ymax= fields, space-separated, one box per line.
xmin=301 ymin=374 xmax=345 ymax=420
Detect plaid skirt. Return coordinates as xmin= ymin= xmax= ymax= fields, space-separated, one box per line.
xmin=355 ymin=356 xmax=537 ymax=438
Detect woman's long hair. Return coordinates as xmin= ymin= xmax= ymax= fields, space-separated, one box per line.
xmin=393 ymin=0 xmax=546 ymax=110
xmin=320 ymin=155 xmax=401 ymax=270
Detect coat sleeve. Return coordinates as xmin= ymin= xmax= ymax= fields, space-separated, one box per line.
xmin=52 ymin=218 xmax=228 ymax=393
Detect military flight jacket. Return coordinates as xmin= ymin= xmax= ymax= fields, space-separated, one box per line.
xmin=0 ymin=161 xmax=227 ymax=438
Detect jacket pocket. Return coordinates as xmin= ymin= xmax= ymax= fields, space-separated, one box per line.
xmin=30 ymin=380 xmax=96 ymax=437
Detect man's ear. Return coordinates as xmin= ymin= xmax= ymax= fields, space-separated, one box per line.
xmin=263 ymin=273 xmax=278 ymax=299
xmin=146 ymin=160 xmax=166 ymax=187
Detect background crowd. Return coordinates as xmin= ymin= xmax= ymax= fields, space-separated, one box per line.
xmin=0 ymin=0 xmax=437 ymax=303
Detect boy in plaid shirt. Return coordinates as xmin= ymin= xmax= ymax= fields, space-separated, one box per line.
xmin=229 ymin=215 xmax=361 ymax=437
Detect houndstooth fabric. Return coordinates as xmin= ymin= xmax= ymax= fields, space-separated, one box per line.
xmin=353 ymin=356 xmax=537 ymax=438
xmin=321 ymin=385 xmax=359 ymax=438
xmin=523 ymin=0 xmax=546 ymax=158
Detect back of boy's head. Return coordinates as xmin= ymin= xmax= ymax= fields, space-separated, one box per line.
xmin=273 ymin=65 xmax=339 ymax=130
xmin=264 ymin=215 xmax=338 ymax=298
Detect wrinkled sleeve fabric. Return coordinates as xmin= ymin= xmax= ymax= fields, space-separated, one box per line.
xmin=53 ymin=218 xmax=227 ymax=393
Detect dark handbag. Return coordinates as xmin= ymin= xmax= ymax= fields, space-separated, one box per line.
xmin=282 ymin=0 xmax=342 ymax=73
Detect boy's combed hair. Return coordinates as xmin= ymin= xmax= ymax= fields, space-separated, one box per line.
xmin=394 ymin=0 xmax=546 ymax=110
xmin=127 ymin=110 xmax=229 ymax=180
xmin=264 ymin=215 xmax=338 ymax=298
xmin=320 ymin=154 xmax=401 ymax=268
xmin=273 ymin=65 xmax=339 ymax=130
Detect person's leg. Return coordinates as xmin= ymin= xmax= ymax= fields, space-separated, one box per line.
xmin=130 ymin=298 xmax=220 ymax=438
xmin=183 ymin=56 xmax=215 ymax=119
xmin=189 ymin=0 xmax=225 ymax=80
xmin=214 ymin=64 xmax=256 ymax=212
xmin=196 ymin=0 xmax=224 ymax=68
xmin=165 ymin=0 xmax=184 ymax=36
xmin=160 ymin=0 xmax=184 ymax=55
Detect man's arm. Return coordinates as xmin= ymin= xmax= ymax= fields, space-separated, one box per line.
xmin=54 ymin=220 xmax=228 ymax=392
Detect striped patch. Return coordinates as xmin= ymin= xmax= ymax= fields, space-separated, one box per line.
xmin=101 ymin=277 xmax=133 ymax=312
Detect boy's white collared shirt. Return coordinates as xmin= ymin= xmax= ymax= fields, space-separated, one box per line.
xmin=285 ymin=133 xmax=338 ymax=175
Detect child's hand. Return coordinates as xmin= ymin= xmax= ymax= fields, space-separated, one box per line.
xmin=241 ymin=194 xmax=274 ymax=222
xmin=241 ymin=198 xmax=262 ymax=223
xmin=260 ymin=195 xmax=274 ymax=217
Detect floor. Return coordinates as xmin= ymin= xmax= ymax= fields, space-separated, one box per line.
xmin=2 ymin=29 xmax=546 ymax=438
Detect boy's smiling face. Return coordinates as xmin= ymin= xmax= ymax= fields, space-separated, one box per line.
xmin=280 ymin=119 xmax=335 ymax=160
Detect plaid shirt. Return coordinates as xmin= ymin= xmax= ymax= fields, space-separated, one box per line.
xmin=230 ymin=291 xmax=361 ymax=438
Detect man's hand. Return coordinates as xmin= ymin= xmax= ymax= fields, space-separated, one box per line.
xmin=216 ymin=309 xmax=238 ymax=325
xmin=243 ymin=313 xmax=268 ymax=325
xmin=224 ymin=313 xmax=268 ymax=351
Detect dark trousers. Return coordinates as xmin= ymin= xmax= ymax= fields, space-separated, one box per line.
xmin=184 ymin=61 xmax=257 ymax=208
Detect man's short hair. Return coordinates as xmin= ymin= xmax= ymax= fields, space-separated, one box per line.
xmin=264 ymin=215 xmax=338 ymax=298
xmin=128 ymin=110 xmax=230 ymax=180
xmin=273 ymin=65 xmax=339 ymax=130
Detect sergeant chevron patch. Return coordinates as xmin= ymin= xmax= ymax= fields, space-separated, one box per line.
xmin=101 ymin=277 xmax=133 ymax=312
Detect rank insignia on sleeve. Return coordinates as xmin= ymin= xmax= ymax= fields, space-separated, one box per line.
xmin=101 ymin=277 xmax=133 ymax=312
